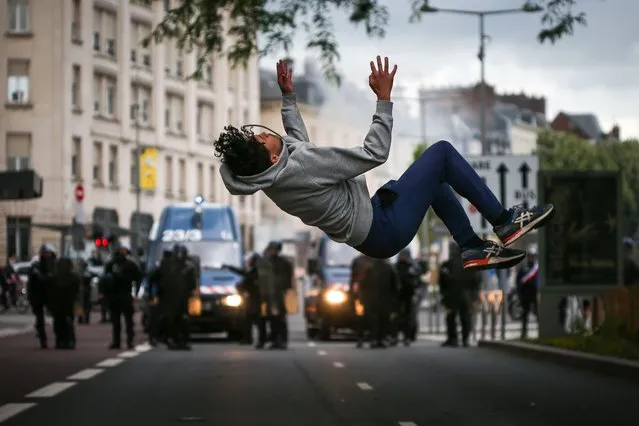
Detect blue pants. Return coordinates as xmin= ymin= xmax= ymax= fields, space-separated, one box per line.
xmin=356 ymin=140 xmax=504 ymax=258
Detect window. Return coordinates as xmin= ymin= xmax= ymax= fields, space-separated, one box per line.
xmin=72 ymin=65 xmax=81 ymax=108
xmin=8 ymin=0 xmax=29 ymax=33
xmin=165 ymin=156 xmax=173 ymax=193
xmin=196 ymin=104 xmax=202 ymax=135
xmin=163 ymin=0 xmax=170 ymax=11
xmin=93 ymin=74 xmax=101 ymax=114
xmin=71 ymin=137 xmax=82 ymax=179
xmin=196 ymin=162 xmax=203 ymax=195
xmin=243 ymin=65 xmax=250 ymax=97
xmin=178 ymin=159 xmax=186 ymax=194
xmin=7 ymin=59 xmax=30 ymax=104
xmin=105 ymin=78 xmax=116 ymax=116
xmin=72 ymin=0 xmax=81 ymax=41
xmin=176 ymin=58 xmax=183 ymax=78
xmin=93 ymin=7 xmax=101 ymax=51
xmin=228 ymin=69 xmax=238 ymax=92
xmin=164 ymin=103 xmax=171 ymax=130
xmin=93 ymin=31 xmax=100 ymax=51
xmin=164 ymin=44 xmax=172 ymax=75
xmin=108 ymin=146 xmax=118 ymax=185
xmin=175 ymin=97 xmax=184 ymax=132
xmin=209 ymin=165 xmax=216 ymax=200
xmin=6 ymin=216 xmax=31 ymax=261
xmin=93 ymin=142 xmax=103 ymax=183
xmin=130 ymin=150 xmax=138 ymax=187
xmin=104 ymin=11 xmax=116 ymax=57
xmin=204 ymin=64 xmax=212 ymax=86
xmin=6 ymin=133 xmax=31 ymax=171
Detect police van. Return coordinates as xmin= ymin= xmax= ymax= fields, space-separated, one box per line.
xmin=143 ymin=197 xmax=245 ymax=339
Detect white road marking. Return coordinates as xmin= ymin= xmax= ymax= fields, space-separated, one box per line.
xmin=356 ymin=382 xmax=373 ymax=391
xmin=307 ymin=342 xmax=316 ymax=347
xmin=317 ymin=350 xmax=327 ymax=356
xmin=0 ymin=403 xmax=36 ymax=423
xmin=26 ymin=382 xmax=76 ymax=398
xmin=135 ymin=342 xmax=152 ymax=352
xmin=67 ymin=368 xmax=104 ymax=380
xmin=398 ymin=422 xmax=418 ymax=426
xmin=96 ymin=358 xmax=124 ymax=367
xmin=118 ymin=351 xmax=140 ymax=358
xmin=333 ymin=362 xmax=345 ymax=368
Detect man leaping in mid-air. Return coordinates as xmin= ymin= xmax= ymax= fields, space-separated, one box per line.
xmin=214 ymin=56 xmax=554 ymax=270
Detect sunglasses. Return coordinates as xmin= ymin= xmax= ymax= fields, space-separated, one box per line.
xmin=240 ymin=124 xmax=284 ymax=140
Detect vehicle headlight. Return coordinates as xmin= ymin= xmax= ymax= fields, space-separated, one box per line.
xmin=325 ymin=289 xmax=347 ymax=304
xmin=223 ymin=294 xmax=242 ymax=307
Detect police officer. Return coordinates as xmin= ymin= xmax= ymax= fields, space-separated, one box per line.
xmin=104 ymin=242 xmax=142 ymax=350
xmin=351 ymin=254 xmax=374 ymax=348
xmin=28 ymin=245 xmax=57 ymax=349
xmin=76 ymin=259 xmax=93 ymax=324
xmin=358 ymin=257 xmax=399 ymax=349
xmin=146 ymin=250 xmax=171 ymax=346
xmin=440 ymin=242 xmax=481 ymax=347
xmin=394 ymin=249 xmax=422 ymax=346
xmin=226 ymin=252 xmax=262 ymax=345
xmin=516 ymin=246 xmax=539 ymax=340
xmin=50 ymin=258 xmax=81 ymax=349
xmin=158 ymin=245 xmax=197 ymax=350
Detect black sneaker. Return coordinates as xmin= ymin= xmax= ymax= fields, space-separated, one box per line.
xmin=461 ymin=240 xmax=526 ymax=271
xmin=494 ymin=204 xmax=555 ymax=247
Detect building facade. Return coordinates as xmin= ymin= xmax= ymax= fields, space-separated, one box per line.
xmin=0 ymin=0 xmax=262 ymax=260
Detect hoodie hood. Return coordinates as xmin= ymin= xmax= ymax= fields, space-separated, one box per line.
xmin=220 ymin=138 xmax=295 ymax=196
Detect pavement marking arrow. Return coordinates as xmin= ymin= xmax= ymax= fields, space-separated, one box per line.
xmin=0 ymin=403 xmax=37 ymax=423
xmin=333 ymin=362 xmax=345 ymax=368
xmin=26 ymin=382 xmax=76 ymax=398
xmin=67 ymin=368 xmax=104 ymax=380
xmin=356 ymin=382 xmax=373 ymax=391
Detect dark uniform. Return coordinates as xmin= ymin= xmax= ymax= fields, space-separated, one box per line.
xmin=28 ymin=245 xmax=58 ymax=348
xmin=145 ymin=250 xmax=171 ymax=346
xmin=227 ymin=253 xmax=262 ymax=345
xmin=394 ymin=249 xmax=422 ymax=346
xmin=516 ymin=249 xmax=539 ymax=340
xmin=157 ymin=245 xmax=197 ymax=350
xmin=50 ymin=258 xmax=81 ymax=349
xmin=440 ymin=243 xmax=481 ymax=347
xmin=255 ymin=242 xmax=292 ymax=350
xmin=104 ymin=245 xmax=142 ymax=349
xmin=358 ymin=257 xmax=399 ymax=349
xmin=77 ymin=259 xmax=94 ymax=324
xmin=352 ymin=254 xmax=374 ymax=347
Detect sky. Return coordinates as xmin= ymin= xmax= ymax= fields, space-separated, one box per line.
xmin=261 ymin=0 xmax=639 ymax=139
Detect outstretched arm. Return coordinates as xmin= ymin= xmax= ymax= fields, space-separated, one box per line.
xmin=277 ymin=60 xmax=310 ymax=142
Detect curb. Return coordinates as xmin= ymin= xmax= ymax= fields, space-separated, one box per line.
xmin=478 ymin=339 xmax=639 ymax=383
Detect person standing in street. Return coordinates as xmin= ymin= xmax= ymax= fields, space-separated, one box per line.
xmin=255 ymin=241 xmax=291 ymax=349
xmin=440 ymin=242 xmax=481 ymax=347
xmin=104 ymin=243 xmax=142 ymax=350
xmin=358 ymin=257 xmax=399 ymax=348
xmin=351 ymin=253 xmax=374 ymax=348
xmin=50 ymin=258 xmax=81 ymax=349
xmin=393 ymin=248 xmax=422 ymax=346
xmin=516 ymin=246 xmax=539 ymax=340
xmin=226 ymin=252 xmax=262 ymax=346
xmin=157 ymin=245 xmax=197 ymax=350
xmin=28 ymin=245 xmax=58 ymax=349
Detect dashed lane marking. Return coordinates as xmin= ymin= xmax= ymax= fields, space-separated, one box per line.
xmin=135 ymin=342 xmax=152 ymax=352
xmin=118 ymin=350 xmax=140 ymax=358
xmin=398 ymin=422 xmax=418 ymax=426
xmin=356 ymin=382 xmax=373 ymax=391
xmin=307 ymin=342 xmax=316 ymax=347
xmin=0 ymin=403 xmax=37 ymax=423
xmin=96 ymin=358 xmax=124 ymax=367
xmin=26 ymin=382 xmax=76 ymax=398
xmin=317 ymin=350 xmax=327 ymax=356
xmin=333 ymin=362 xmax=344 ymax=368
xmin=67 ymin=368 xmax=104 ymax=380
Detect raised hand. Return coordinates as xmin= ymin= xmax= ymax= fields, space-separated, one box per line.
xmin=276 ymin=59 xmax=294 ymax=94
xmin=368 ymin=56 xmax=397 ymax=101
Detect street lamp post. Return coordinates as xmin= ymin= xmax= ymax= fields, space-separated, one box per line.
xmin=131 ymin=103 xmax=142 ymax=260
xmin=420 ymin=2 xmax=542 ymax=155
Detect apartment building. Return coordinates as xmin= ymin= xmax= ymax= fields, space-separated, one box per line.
xmin=0 ymin=0 xmax=262 ymax=260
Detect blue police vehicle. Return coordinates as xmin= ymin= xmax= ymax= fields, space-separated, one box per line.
xmin=144 ymin=197 xmax=245 ymax=339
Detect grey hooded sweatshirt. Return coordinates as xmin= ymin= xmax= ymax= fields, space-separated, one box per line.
xmin=220 ymin=93 xmax=393 ymax=247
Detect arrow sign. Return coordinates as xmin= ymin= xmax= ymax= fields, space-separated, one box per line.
xmin=518 ymin=162 xmax=531 ymax=208
xmin=497 ymin=163 xmax=508 ymax=206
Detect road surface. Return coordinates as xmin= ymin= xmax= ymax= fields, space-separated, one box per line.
xmin=0 ymin=318 xmax=634 ymax=425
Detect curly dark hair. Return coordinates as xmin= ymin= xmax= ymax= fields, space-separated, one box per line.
xmin=213 ymin=125 xmax=272 ymax=176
